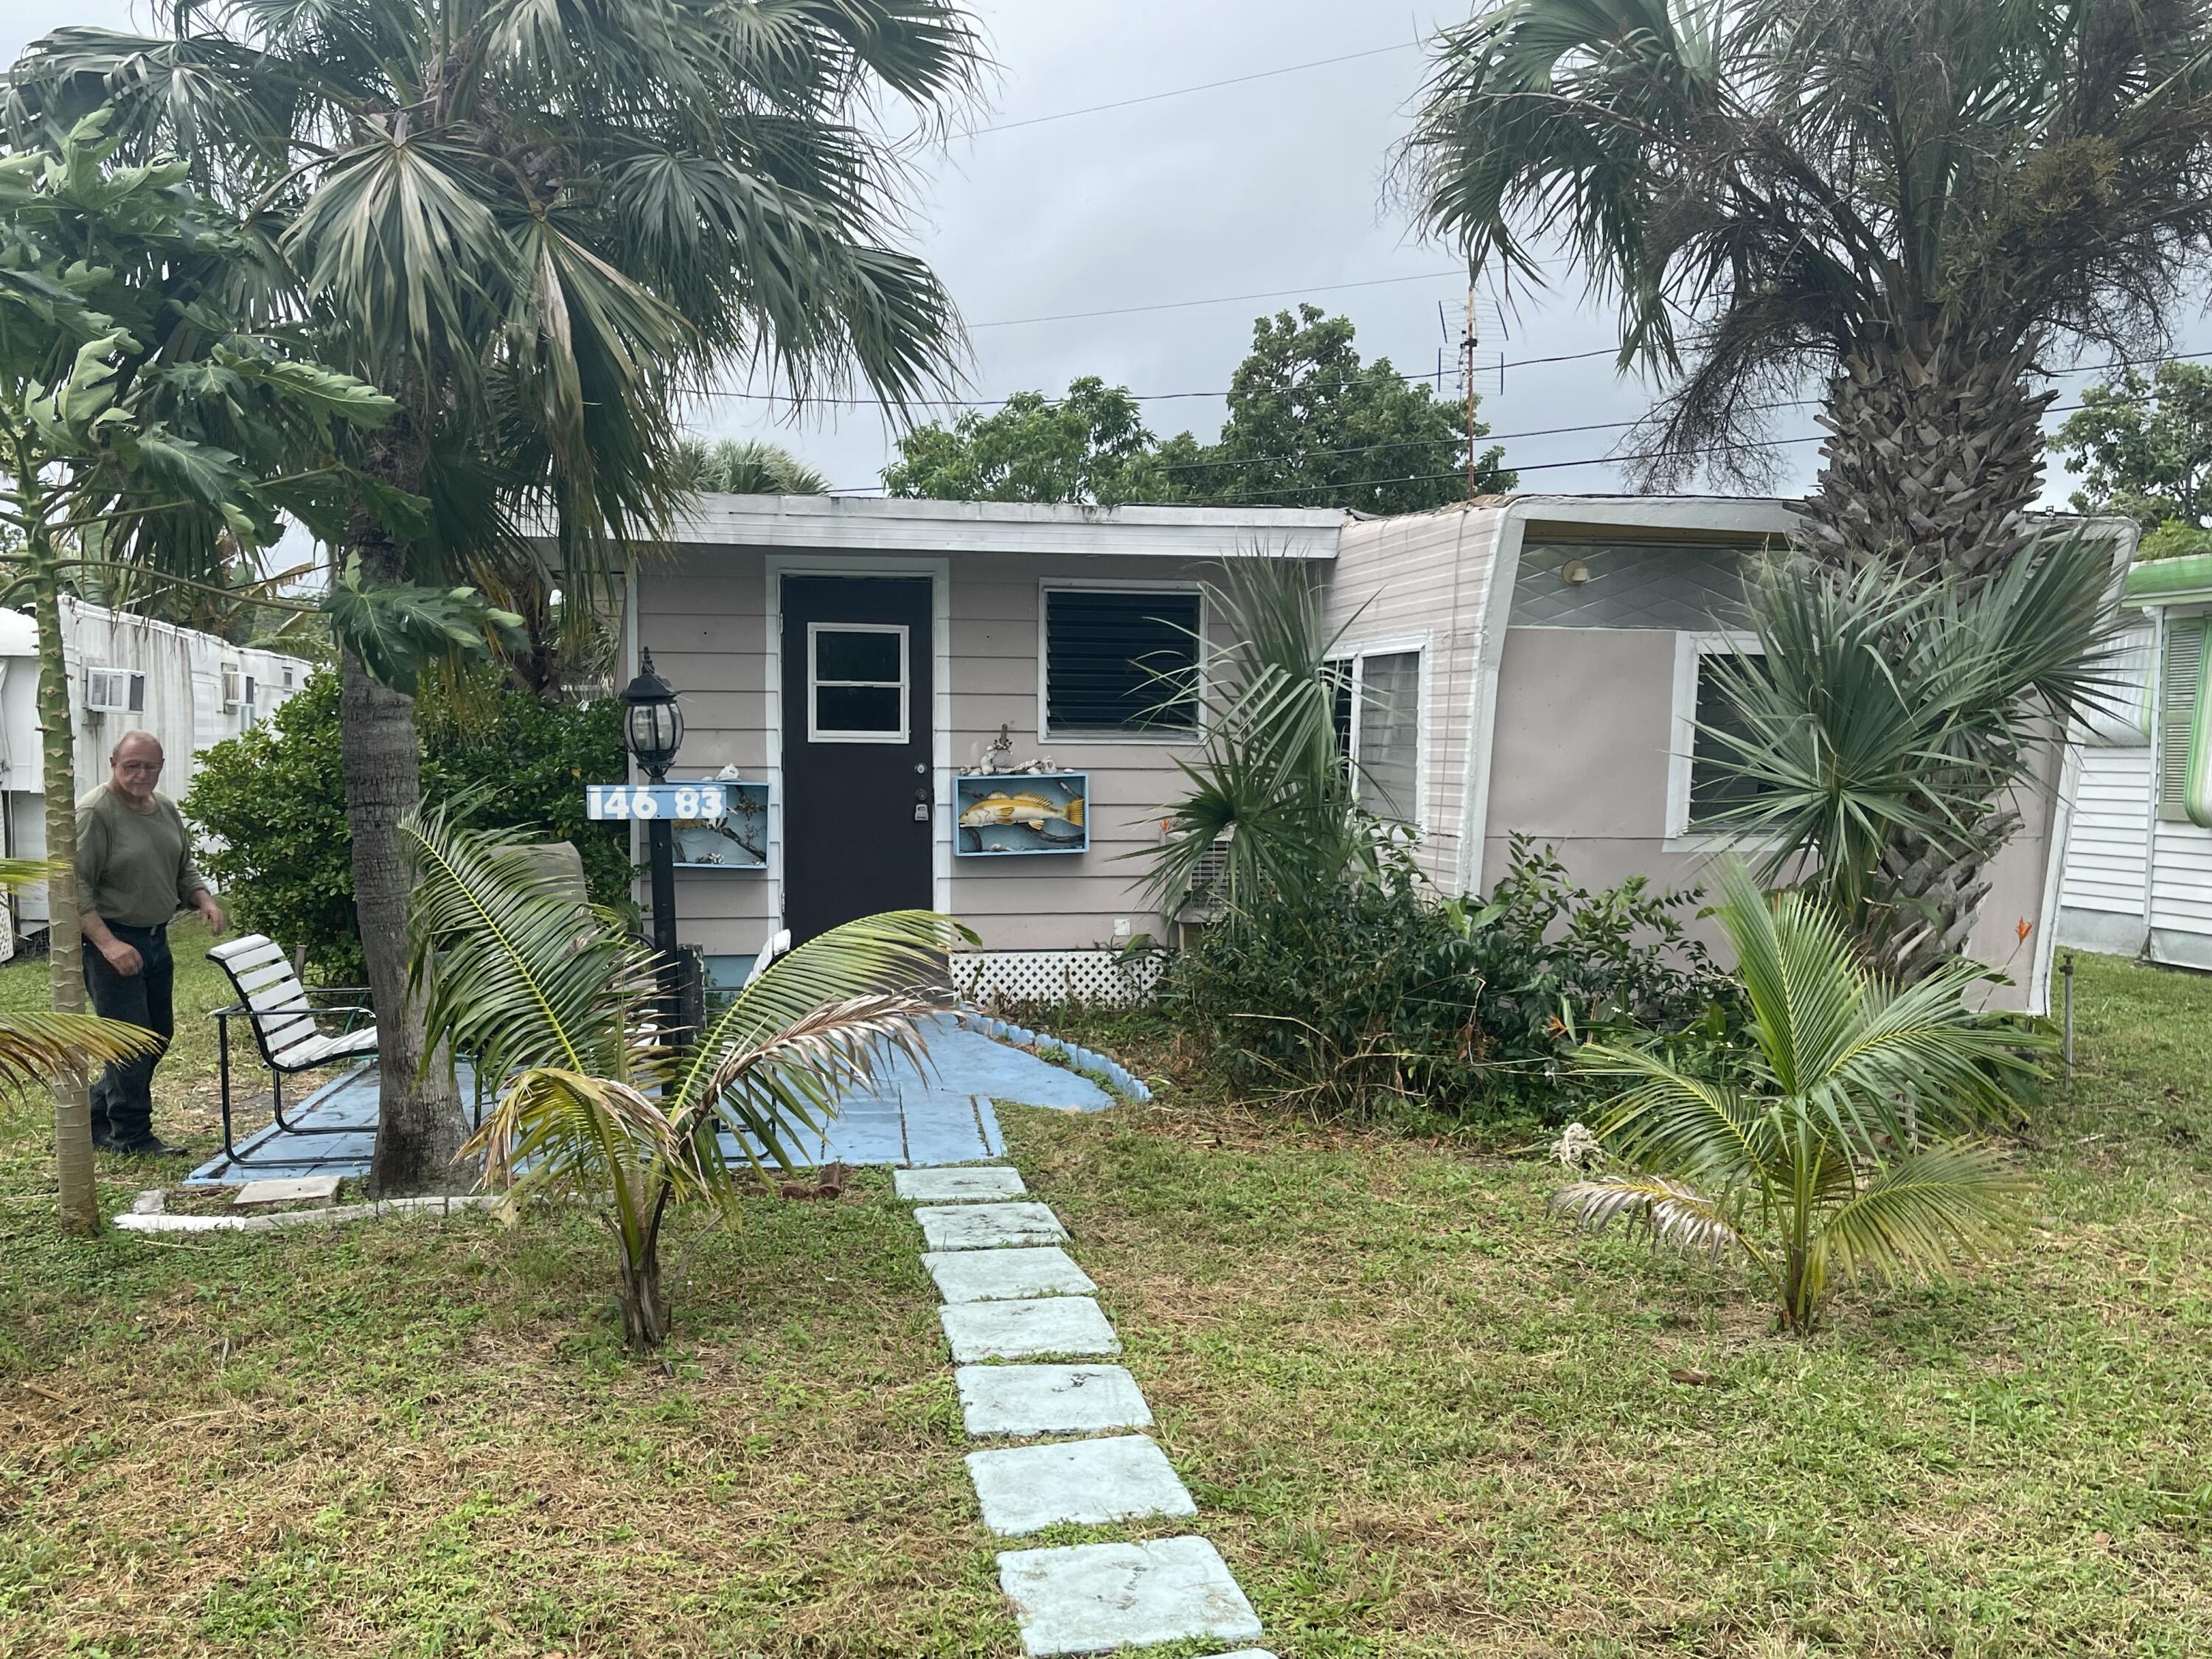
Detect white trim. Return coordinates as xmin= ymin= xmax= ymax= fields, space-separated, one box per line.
xmin=804 ymin=620 xmax=910 ymax=744
xmin=1324 ymin=631 xmax=1432 ymax=832
xmin=666 ymin=492 xmax=1341 ymax=560
xmin=765 ymin=553 xmax=954 ymax=926
xmin=1458 ymin=502 xmax=1527 ymax=894
xmin=1036 ymin=578 xmax=1209 ymax=745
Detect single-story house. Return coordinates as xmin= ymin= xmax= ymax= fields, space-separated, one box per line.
xmin=2056 ymin=552 xmax=2212 ymax=970
xmin=628 ymin=493 xmax=2083 ymax=1012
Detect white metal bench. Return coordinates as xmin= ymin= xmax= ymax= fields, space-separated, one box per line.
xmin=207 ymin=933 xmax=380 ymax=1166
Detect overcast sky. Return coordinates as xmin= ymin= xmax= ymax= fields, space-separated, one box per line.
xmin=7 ymin=0 xmax=2202 ymax=509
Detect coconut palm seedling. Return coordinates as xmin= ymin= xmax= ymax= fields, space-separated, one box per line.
xmin=1556 ymin=861 xmax=2040 ymax=1333
xmin=403 ymin=808 xmax=964 ymax=1350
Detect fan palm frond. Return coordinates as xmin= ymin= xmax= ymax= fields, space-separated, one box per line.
xmin=1568 ymin=855 xmax=2041 ymax=1330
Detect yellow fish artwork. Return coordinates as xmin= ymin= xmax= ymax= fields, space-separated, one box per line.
xmin=958 ymin=790 xmax=1085 ymax=832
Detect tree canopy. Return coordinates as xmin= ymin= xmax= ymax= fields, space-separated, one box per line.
xmin=2052 ymin=362 xmax=2212 ymax=559
xmin=883 ymin=307 xmax=1514 ymax=511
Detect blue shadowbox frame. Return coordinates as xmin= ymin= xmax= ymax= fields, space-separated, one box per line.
xmin=672 ymin=779 xmax=770 ymax=871
xmin=954 ymin=771 xmax=1089 ymax=857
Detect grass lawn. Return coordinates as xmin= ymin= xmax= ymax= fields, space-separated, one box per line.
xmin=0 ymin=941 xmax=2207 ymax=1655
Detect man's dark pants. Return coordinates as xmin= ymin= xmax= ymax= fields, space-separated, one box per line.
xmin=81 ymin=922 xmax=173 ymax=1147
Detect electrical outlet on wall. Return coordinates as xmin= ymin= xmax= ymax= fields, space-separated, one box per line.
xmin=1111 ymin=918 xmax=1131 ymax=941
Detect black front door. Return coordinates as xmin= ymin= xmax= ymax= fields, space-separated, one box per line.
xmin=781 ymin=575 xmax=934 ymax=942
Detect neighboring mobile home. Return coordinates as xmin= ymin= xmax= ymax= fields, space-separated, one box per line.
xmin=0 ymin=597 xmax=313 ymax=941
xmin=2056 ymin=553 xmax=2212 ymax=970
xmin=630 ymin=493 xmax=2089 ymax=1012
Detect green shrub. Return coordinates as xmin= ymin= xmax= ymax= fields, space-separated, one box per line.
xmin=1161 ymin=836 xmax=1734 ymax=1122
xmin=185 ymin=668 xmax=633 ymax=982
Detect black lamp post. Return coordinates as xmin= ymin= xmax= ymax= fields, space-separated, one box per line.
xmin=619 ymin=647 xmax=684 ymax=963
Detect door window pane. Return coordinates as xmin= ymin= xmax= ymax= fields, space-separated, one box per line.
xmin=809 ymin=623 xmax=908 ymax=742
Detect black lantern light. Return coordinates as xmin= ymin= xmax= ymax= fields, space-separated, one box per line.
xmin=620 ymin=648 xmax=684 ymax=782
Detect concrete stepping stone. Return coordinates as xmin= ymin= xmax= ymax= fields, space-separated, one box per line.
xmin=894 ymin=1165 xmax=1027 ymax=1202
xmin=925 ymin=1246 xmax=1096 ymax=1305
xmin=914 ymin=1201 xmax=1066 ymax=1252
xmin=966 ymin=1434 xmax=1194 ymax=1536
xmin=940 ymin=1297 xmax=1119 ymax=1362
xmin=956 ymin=1364 xmax=1153 ymax=1438
xmin=996 ymin=1535 xmax=1262 ymax=1657
xmin=234 ymin=1175 xmax=341 ymax=1206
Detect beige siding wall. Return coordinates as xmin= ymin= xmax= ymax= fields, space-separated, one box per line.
xmin=1324 ymin=506 xmax=1499 ymax=893
xmin=1478 ymin=625 xmax=2062 ymax=1009
xmin=637 ymin=545 xmax=1273 ymax=957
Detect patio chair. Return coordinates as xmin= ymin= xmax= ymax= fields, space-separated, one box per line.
xmin=206 ymin=933 xmax=380 ymax=1167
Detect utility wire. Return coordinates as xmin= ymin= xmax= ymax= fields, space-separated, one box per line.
xmin=973 ymin=270 xmax=1495 ymax=330
xmin=830 ymin=389 xmax=2126 ymax=503
xmin=959 ymin=41 xmax=1422 ymax=139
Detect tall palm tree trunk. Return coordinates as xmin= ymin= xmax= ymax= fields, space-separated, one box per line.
xmin=30 ymin=548 xmax=97 ymax=1233
xmin=343 ymin=438 xmax=466 ymax=1194
xmin=1802 ymin=313 xmax=2058 ymax=979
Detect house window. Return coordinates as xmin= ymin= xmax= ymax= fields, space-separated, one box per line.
xmin=282 ymin=665 xmax=295 ymax=690
xmin=1043 ymin=587 xmax=1201 ymax=737
xmin=1324 ymin=647 xmax=1424 ymax=824
xmin=1669 ymin=633 xmax=1778 ymax=838
xmin=807 ymin=622 xmax=908 ymax=743
xmin=84 ymin=668 xmax=145 ymax=714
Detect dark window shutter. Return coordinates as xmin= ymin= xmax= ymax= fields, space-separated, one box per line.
xmin=1046 ymin=589 xmax=1200 ymax=734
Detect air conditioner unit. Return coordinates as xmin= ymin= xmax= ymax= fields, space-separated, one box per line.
xmin=85 ymin=669 xmax=145 ymax=716
xmin=220 ymin=664 xmax=242 ymax=711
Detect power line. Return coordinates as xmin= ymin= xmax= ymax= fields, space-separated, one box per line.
xmin=959 ymin=41 xmax=1422 ymax=139
xmin=830 ymin=389 xmax=2126 ymax=503
xmin=972 ymin=270 xmax=1493 ymax=330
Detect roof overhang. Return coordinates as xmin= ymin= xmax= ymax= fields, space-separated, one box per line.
xmin=2124 ymin=552 xmax=2212 ymax=606
xmin=661 ymin=493 xmax=1344 ymax=560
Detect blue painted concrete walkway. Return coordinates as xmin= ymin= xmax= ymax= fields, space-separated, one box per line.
xmin=185 ymin=1015 xmax=1113 ymax=1186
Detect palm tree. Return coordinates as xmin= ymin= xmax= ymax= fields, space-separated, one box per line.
xmin=8 ymin=0 xmax=981 ymax=1192
xmin=406 ymin=809 xmax=961 ymax=1349
xmin=1558 ymin=861 xmax=2038 ymax=1333
xmin=1397 ymin=0 xmax=2212 ymax=972
xmin=1142 ymin=561 xmax=1372 ymax=917
xmin=1699 ymin=535 xmax=2123 ymax=978
xmin=675 ymin=437 xmax=831 ymax=497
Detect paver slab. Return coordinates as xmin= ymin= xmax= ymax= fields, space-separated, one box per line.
xmin=996 ymin=1535 xmax=1262 ymax=1657
xmin=894 ymin=1166 xmax=1027 ymax=1203
xmin=966 ymin=1434 xmax=1194 ymax=1535
xmin=955 ymin=1364 xmax=1152 ymax=1438
xmin=941 ymin=1296 xmax=1119 ymax=1362
xmin=925 ymin=1247 xmax=1096 ymax=1305
xmin=914 ymin=1201 xmax=1066 ymax=1251
xmin=234 ymin=1175 xmax=342 ymax=1206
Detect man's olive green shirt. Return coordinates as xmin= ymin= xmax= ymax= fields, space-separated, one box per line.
xmin=74 ymin=785 xmax=207 ymax=928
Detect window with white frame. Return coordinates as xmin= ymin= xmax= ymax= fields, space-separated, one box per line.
xmin=1042 ymin=585 xmax=1202 ymax=737
xmin=1668 ymin=632 xmax=1778 ymax=838
xmin=1324 ymin=646 xmax=1423 ymax=824
xmin=807 ymin=622 xmax=908 ymax=742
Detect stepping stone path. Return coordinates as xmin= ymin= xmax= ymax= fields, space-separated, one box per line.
xmin=914 ymin=1201 xmax=1068 ymax=1252
xmin=897 ymin=1158 xmax=1275 ymax=1657
xmin=925 ymin=1245 xmax=1096 ymax=1304
xmin=940 ymin=1297 xmax=1120 ymax=1363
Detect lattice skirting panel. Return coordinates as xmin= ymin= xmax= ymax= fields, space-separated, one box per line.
xmin=952 ymin=949 xmax=1164 ymax=1009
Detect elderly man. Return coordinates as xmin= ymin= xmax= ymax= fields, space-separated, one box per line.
xmin=75 ymin=731 xmax=226 ymax=1155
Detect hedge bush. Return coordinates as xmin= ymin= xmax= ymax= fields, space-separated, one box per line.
xmin=1160 ymin=836 xmax=1735 ymax=1124
xmin=185 ymin=668 xmax=633 ymax=982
